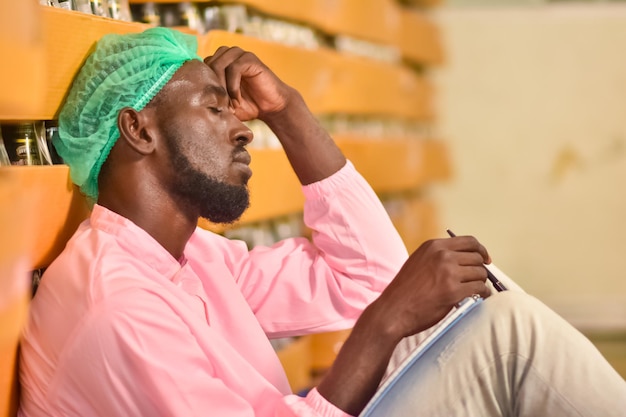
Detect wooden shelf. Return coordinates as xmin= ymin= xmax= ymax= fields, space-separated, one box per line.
xmin=201 ymin=31 xmax=433 ymax=120
xmin=0 ymin=137 xmax=449 ymax=269
xmin=0 ymin=7 xmax=149 ymax=120
xmin=389 ymin=195 xmax=441 ymax=252
xmin=0 ymin=4 xmax=447 ymax=415
xmin=0 ymin=3 xmax=46 ymax=120
xmin=129 ymin=0 xmax=397 ymax=44
xmin=399 ymin=0 xmax=443 ymax=8
xmin=0 ymin=5 xmax=449 ymax=271
xmin=276 ymin=336 xmax=312 ymax=393
xmin=199 ymin=147 xmax=305 ymax=232
xmin=0 ymin=166 xmax=90 ymax=270
xmin=423 ymin=139 xmax=452 ymax=182
xmin=129 ymin=0 xmax=443 ymax=66
xmin=0 ymin=9 xmax=433 ymax=121
xmin=338 ymin=136 xmax=427 ymax=193
xmin=400 ymin=9 xmax=445 ymax=66
xmin=308 ymin=0 xmax=399 ymax=45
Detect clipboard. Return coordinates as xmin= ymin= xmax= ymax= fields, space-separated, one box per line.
xmin=360 ymin=295 xmax=484 ymax=417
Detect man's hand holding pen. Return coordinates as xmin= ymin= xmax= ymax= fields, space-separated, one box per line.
xmin=364 ymin=234 xmax=493 ymax=343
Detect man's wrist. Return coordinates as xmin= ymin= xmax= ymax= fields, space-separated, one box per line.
xmin=259 ymin=87 xmax=308 ymax=133
xmin=356 ymin=300 xmax=406 ymax=348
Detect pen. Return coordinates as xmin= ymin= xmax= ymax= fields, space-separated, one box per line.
xmin=446 ymin=229 xmax=507 ymax=292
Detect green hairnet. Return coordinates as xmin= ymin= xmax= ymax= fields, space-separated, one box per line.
xmin=54 ymin=27 xmax=201 ymax=201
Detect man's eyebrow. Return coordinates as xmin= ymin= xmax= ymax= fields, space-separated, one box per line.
xmin=201 ymin=84 xmax=228 ymax=99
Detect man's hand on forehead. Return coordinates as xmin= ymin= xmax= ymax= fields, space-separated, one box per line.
xmin=204 ymin=46 xmax=295 ymax=122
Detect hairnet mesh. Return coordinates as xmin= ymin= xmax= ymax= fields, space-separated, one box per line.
xmin=54 ymin=27 xmax=201 ymax=201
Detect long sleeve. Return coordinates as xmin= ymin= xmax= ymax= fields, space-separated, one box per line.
xmin=215 ymin=161 xmax=409 ymax=337
xmin=19 ymin=162 xmax=410 ymax=417
xmin=34 ymin=287 xmax=351 ymax=417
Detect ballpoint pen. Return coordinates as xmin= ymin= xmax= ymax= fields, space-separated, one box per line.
xmin=446 ymin=229 xmax=507 ymax=292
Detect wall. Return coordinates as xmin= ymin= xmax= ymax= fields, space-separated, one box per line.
xmin=432 ymin=3 xmax=626 ymax=331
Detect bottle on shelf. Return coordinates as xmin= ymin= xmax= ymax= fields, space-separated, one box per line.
xmin=0 ymin=129 xmax=11 ymax=166
xmin=108 ymin=0 xmax=131 ymax=21
xmin=90 ymin=0 xmax=110 ymax=18
xmin=56 ymin=0 xmax=73 ymax=10
xmin=131 ymin=2 xmax=160 ymax=26
xmin=73 ymin=0 xmax=93 ymax=14
xmin=0 ymin=122 xmax=51 ymax=166
xmin=44 ymin=120 xmax=64 ymax=164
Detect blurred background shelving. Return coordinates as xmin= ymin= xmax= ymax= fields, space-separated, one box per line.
xmin=0 ymin=0 xmax=451 ymax=411
xmin=2 ymin=1 xmax=623 ymax=415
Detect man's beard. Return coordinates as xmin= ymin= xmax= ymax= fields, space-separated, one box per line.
xmin=166 ymin=138 xmax=250 ymax=224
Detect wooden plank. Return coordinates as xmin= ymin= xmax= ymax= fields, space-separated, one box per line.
xmin=276 ymin=336 xmax=312 ymax=393
xmin=0 ymin=7 xmax=149 ymax=120
xmin=129 ymin=0 xmax=444 ymax=65
xmin=0 ymin=2 xmax=45 ymax=120
xmin=201 ymin=31 xmax=433 ymax=120
xmin=1 ymin=8 xmax=437 ymax=120
xmin=337 ymin=136 xmax=427 ymax=193
xmin=399 ymin=0 xmax=443 ymax=8
xmin=0 ymin=295 xmax=28 ymax=417
xmin=0 ymin=138 xmax=448 ymax=267
xmin=423 ymin=139 xmax=453 ymax=182
xmin=400 ymin=9 xmax=445 ymax=65
xmin=239 ymin=148 xmax=305 ymax=224
xmin=0 ymin=166 xmax=90 ymax=270
xmin=130 ymin=0 xmax=398 ymax=45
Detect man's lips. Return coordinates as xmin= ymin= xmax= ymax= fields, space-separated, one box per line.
xmin=232 ymin=149 xmax=251 ymax=166
xmin=233 ymin=149 xmax=252 ymax=180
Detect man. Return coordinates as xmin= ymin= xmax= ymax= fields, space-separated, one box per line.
xmin=19 ymin=27 xmax=625 ymax=416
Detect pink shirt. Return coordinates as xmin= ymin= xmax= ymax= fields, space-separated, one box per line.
xmin=19 ymin=161 xmax=409 ymax=417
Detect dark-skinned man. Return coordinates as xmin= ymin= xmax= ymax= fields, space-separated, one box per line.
xmin=19 ymin=27 xmax=626 ymax=417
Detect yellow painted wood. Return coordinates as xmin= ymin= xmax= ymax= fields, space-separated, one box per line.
xmin=131 ymin=0 xmax=397 ymax=44
xmin=310 ymin=329 xmax=351 ymax=371
xmin=0 ymin=166 xmax=46 ymax=417
xmin=400 ymin=0 xmax=443 ymax=7
xmin=40 ymin=8 xmax=149 ymax=121
xmin=276 ymin=336 xmax=312 ymax=393
xmin=0 ymin=9 xmax=434 ymax=120
xmin=315 ymin=0 xmax=399 ymax=45
xmin=337 ymin=136 xmax=427 ymax=193
xmin=0 ymin=138 xmax=449 ymax=268
xmin=0 ymin=295 xmax=28 ymax=417
xmin=236 ymin=148 xmax=304 ymax=224
xmin=0 ymin=7 xmax=149 ymax=120
xmin=198 ymin=147 xmax=304 ymax=234
xmin=400 ymin=9 xmax=445 ymax=65
xmin=423 ymin=139 xmax=453 ymax=182
xmin=130 ymin=0 xmax=444 ymax=66
xmin=0 ymin=5 xmax=448 ymax=414
xmin=390 ymin=196 xmax=441 ymax=252
xmin=200 ymin=31 xmax=332 ymax=116
xmin=199 ymin=137 xmax=448 ymax=231
xmin=201 ymin=31 xmax=433 ymax=120
xmin=0 ymin=166 xmax=90 ymax=270
xmin=0 ymin=2 xmax=45 ymax=120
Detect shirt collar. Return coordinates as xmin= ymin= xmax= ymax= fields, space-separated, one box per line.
xmin=90 ymin=204 xmax=185 ymax=279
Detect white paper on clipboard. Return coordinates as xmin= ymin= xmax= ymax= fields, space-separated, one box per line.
xmin=360 ymin=295 xmax=484 ymax=417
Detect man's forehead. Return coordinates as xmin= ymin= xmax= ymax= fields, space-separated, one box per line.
xmin=164 ymin=60 xmax=226 ymax=96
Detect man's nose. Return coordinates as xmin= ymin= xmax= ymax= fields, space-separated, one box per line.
xmin=231 ymin=118 xmax=254 ymax=146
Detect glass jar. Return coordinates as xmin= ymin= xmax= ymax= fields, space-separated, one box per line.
xmin=0 ymin=129 xmax=11 ymax=166
xmin=1 ymin=122 xmax=46 ymax=166
xmin=108 ymin=0 xmax=131 ymax=21
xmin=90 ymin=0 xmax=110 ymax=17
xmin=72 ymin=0 xmax=93 ymax=14
xmin=44 ymin=120 xmax=64 ymax=164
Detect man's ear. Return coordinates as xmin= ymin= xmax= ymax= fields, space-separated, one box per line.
xmin=117 ymin=107 xmax=157 ymax=155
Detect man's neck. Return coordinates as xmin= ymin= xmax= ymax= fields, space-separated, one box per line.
xmin=98 ymin=193 xmax=198 ymax=261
